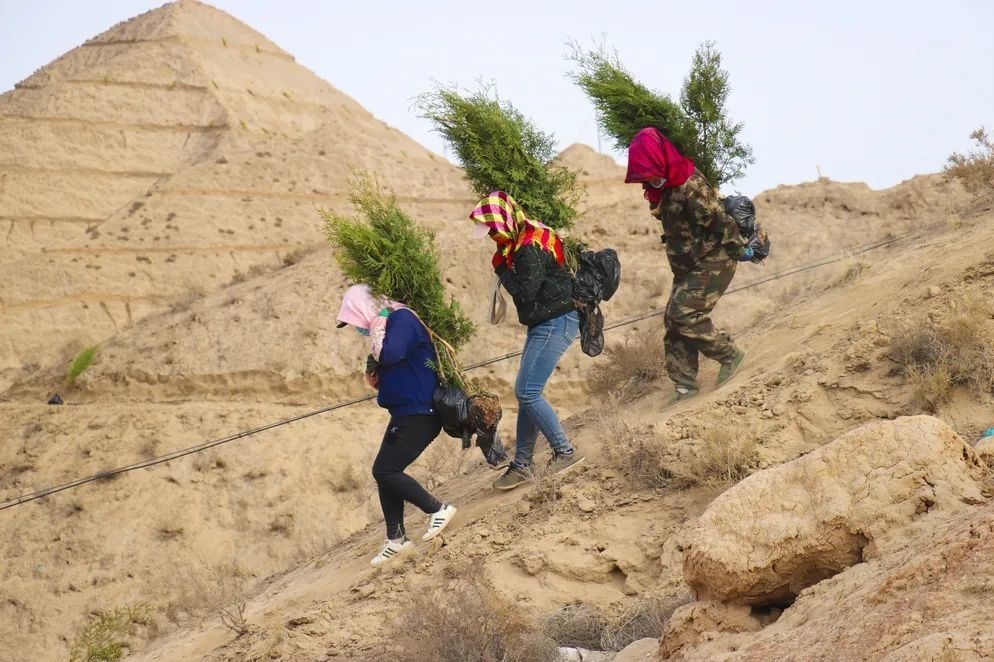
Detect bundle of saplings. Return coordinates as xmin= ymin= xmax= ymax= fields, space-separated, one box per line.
xmin=418 ymin=85 xmax=623 ymax=356
xmin=321 ymin=174 xmax=503 ymax=452
xmin=417 ymin=84 xmax=584 ymax=267
xmin=569 ymin=41 xmax=754 ymax=188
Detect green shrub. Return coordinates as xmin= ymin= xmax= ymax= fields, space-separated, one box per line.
xmin=69 ymin=604 xmax=151 ymax=662
xmin=66 ymin=345 xmax=98 ymax=386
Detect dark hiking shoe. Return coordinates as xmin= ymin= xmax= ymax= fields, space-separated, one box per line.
xmin=662 ymin=386 xmax=700 ymax=410
xmin=716 ymin=349 xmax=747 ymax=387
xmin=546 ymin=449 xmax=586 ymax=475
xmin=492 ymin=464 xmax=531 ymax=491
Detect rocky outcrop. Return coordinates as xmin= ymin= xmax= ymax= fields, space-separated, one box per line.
xmin=683 ymin=416 xmax=985 ymax=606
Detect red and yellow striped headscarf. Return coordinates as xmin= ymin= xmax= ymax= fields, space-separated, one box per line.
xmin=469 ymin=191 xmax=565 ymax=270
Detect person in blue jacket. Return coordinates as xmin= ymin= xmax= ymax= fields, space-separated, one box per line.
xmin=336 ymin=284 xmax=456 ymax=567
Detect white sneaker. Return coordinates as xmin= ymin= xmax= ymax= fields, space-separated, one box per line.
xmin=421 ymin=504 xmax=457 ymax=542
xmin=370 ymin=538 xmax=414 ymax=567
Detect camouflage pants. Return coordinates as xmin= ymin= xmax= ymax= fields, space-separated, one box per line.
xmin=664 ymin=250 xmax=739 ymax=390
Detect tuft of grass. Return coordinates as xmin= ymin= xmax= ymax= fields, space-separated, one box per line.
xmin=889 ymin=293 xmax=994 ymax=411
xmin=599 ymin=596 xmax=690 ymax=651
xmin=602 ymin=421 xmax=757 ymax=490
xmin=677 ymin=425 xmax=759 ymax=488
xmin=376 ymin=570 xmax=558 ymax=662
xmin=69 ymin=604 xmax=151 ymax=662
xmin=587 ymin=329 xmax=666 ymax=402
xmin=66 ymin=346 xmax=98 ymax=386
xmin=946 ymin=127 xmax=994 ymax=201
xmin=602 ymin=422 xmax=678 ymax=488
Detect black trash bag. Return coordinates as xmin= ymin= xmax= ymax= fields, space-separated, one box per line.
xmin=593 ymin=248 xmax=621 ymax=301
xmin=47 ymin=393 xmax=63 ymax=405
xmin=723 ymin=195 xmax=756 ymax=236
xmin=573 ymin=249 xmax=622 ymax=303
xmin=433 ymin=383 xmax=470 ymax=440
xmin=577 ymin=302 xmax=605 ymax=358
xmin=476 ymin=428 xmax=508 ymax=468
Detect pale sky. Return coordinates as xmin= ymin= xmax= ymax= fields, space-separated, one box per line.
xmin=1 ymin=0 xmax=992 ymax=196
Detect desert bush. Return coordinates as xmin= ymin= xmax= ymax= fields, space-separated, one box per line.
xmin=542 ymin=602 xmax=609 ymax=650
xmin=69 ymin=604 xmax=151 ymax=662
xmin=587 ymin=329 xmax=666 ymax=401
xmin=189 ymin=561 xmax=251 ymax=636
xmin=66 ymin=345 xmax=98 ymax=386
xmin=415 ymin=441 xmax=466 ymax=490
xmin=381 ymin=571 xmax=558 ymax=662
xmin=600 ymin=596 xmax=690 ymax=651
xmin=676 ymin=425 xmax=759 ymax=488
xmin=603 ymin=421 xmax=757 ymax=490
xmin=889 ymin=293 xmax=994 ymax=411
xmin=602 ymin=421 xmax=679 ymax=489
xmin=946 ymin=127 xmax=994 ymax=200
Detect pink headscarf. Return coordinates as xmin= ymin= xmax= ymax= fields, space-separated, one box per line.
xmin=336 ymin=284 xmax=407 ymax=360
xmin=625 ymin=127 xmax=696 ymax=204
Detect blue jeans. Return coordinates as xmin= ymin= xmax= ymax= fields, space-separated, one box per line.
xmin=512 ymin=311 xmax=579 ymax=468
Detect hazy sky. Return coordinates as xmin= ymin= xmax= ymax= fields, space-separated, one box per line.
xmin=2 ymin=0 xmax=992 ymax=195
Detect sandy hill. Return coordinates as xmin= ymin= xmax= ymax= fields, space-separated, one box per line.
xmin=1 ymin=2 xmax=992 ymax=661
xmin=0 ymin=0 xmax=471 ymax=391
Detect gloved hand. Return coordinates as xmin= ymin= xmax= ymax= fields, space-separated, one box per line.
xmin=736 ymin=247 xmax=755 ymax=262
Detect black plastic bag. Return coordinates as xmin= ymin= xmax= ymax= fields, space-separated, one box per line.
xmin=577 ymin=302 xmax=605 ymax=357
xmin=573 ymin=249 xmax=622 ymax=304
xmin=723 ymin=195 xmax=756 ymax=236
xmin=476 ymin=428 xmax=508 ymax=468
xmin=433 ymin=383 xmax=470 ymax=440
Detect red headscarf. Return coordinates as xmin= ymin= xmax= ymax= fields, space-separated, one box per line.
xmin=625 ymin=127 xmax=696 ymax=205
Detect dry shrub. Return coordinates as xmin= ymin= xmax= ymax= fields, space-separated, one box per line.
xmin=829 ymin=259 xmax=867 ymax=288
xmin=542 ymin=602 xmax=608 ymax=649
xmin=587 ymin=329 xmax=666 ymax=402
xmin=543 ymin=596 xmax=689 ymax=652
xmin=188 ymin=561 xmax=251 ymax=636
xmin=380 ymin=572 xmax=558 ymax=662
xmin=602 ymin=421 xmax=679 ymax=489
xmin=889 ymin=293 xmax=994 ymax=411
xmin=416 ymin=441 xmax=466 ymax=490
xmin=676 ymin=425 xmax=758 ymax=488
xmin=600 ymin=596 xmax=690 ymax=651
xmin=946 ymin=127 xmax=994 ymax=201
xmin=527 ymin=472 xmax=567 ymax=513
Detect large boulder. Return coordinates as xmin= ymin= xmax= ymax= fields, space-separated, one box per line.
xmin=683 ymin=416 xmax=986 ymax=606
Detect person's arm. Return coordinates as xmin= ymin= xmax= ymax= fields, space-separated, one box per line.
xmin=685 ymin=184 xmax=748 ymax=259
xmin=498 ymin=244 xmax=545 ymax=302
xmin=378 ymin=310 xmax=419 ymax=368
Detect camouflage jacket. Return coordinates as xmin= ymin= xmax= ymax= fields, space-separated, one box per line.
xmin=649 ymin=171 xmax=747 ymax=277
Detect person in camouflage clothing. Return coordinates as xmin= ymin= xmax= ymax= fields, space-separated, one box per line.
xmin=626 ymin=127 xmax=754 ymax=407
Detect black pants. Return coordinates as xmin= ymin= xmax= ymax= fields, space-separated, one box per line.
xmin=372 ymin=414 xmax=443 ymax=540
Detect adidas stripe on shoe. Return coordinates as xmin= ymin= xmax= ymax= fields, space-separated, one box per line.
xmin=422 ymin=504 xmax=457 ymax=542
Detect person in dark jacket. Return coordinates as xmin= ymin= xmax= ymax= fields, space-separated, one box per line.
xmin=469 ymin=191 xmax=584 ymax=490
xmin=336 ymin=284 xmax=457 ymax=566
xmin=625 ymin=127 xmax=750 ymax=408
